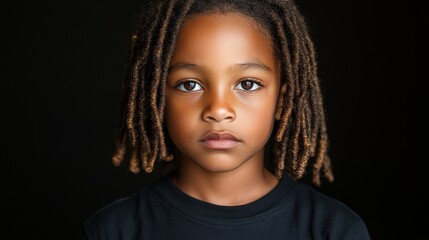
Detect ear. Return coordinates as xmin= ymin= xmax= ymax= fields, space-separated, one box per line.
xmin=275 ymin=83 xmax=287 ymax=121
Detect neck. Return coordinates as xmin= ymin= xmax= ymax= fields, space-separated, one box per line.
xmin=172 ymin=153 xmax=278 ymax=206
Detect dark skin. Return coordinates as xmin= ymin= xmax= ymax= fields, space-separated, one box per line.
xmin=166 ymin=13 xmax=285 ymax=206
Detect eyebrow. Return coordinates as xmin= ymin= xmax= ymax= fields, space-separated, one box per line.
xmin=168 ymin=63 xmax=198 ymax=72
xmin=231 ymin=63 xmax=272 ymax=73
xmin=168 ymin=62 xmax=272 ymax=73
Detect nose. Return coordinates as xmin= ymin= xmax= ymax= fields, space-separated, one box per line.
xmin=202 ymin=89 xmax=236 ymax=122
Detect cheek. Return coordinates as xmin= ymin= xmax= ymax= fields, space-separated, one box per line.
xmin=165 ymin=96 xmax=199 ymax=144
xmin=238 ymin=94 xmax=278 ymax=139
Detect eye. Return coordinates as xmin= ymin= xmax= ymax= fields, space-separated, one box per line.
xmin=235 ymin=79 xmax=262 ymax=91
xmin=176 ymin=81 xmax=203 ymax=92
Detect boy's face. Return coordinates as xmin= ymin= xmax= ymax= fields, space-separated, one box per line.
xmin=166 ymin=13 xmax=281 ymax=175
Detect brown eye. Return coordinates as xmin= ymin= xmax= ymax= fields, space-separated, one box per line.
xmin=241 ymin=81 xmax=253 ymax=90
xmin=184 ymin=82 xmax=196 ymax=91
xmin=177 ymin=81 xmax=202 ymax=92
xmin=236 ymin=80 xmax=261 ymax=91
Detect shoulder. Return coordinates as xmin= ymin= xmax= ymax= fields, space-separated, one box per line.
xmin=77 ymin=185 xmax=156 ymax=240
xmin=288 ymin=180 xmax=371 ymax=239
xmin=292 ymin=181 xmax=358 ymax=218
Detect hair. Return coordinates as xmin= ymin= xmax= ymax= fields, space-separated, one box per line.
xmin=112 ymin=0 xmax=334 ymax=186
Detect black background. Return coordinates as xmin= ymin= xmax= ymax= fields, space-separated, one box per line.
xmin=3 ymin=0 xmax=422 ymax=239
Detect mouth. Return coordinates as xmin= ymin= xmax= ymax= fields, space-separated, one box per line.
xmin=199 ymin=131 xmax=241 ymax=150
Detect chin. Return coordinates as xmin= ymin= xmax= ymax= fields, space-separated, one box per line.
xmin=195 ymin=156 xmax=247 ymax=173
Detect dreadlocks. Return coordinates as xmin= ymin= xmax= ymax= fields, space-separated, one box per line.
xmin=112 ymin=0 xmax=334 ymax=186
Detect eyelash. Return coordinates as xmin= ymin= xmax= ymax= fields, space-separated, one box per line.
xmin=176 ymin=80 xmax=203 ymax=92
xmin=175 ymin=79 xmax=263 ymax=92
xmin=235 ymin=79 xmax=263 ymax=92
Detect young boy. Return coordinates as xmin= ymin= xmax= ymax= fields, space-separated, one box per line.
xmin=78 ymin=0 xmax=371 ymax=239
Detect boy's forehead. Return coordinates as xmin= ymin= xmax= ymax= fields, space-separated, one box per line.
xmin=171 ymin=13 xmax=276 ymax=67
xmin=182 ymin=13 xmax=270 ymax=41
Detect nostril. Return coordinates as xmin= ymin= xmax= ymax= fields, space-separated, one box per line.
xmin=201 ymin=94 xmax=236 ymax=122
xmin=202 ymin=108 xmax=235 ymax=122
xmin=205 ymin=116 xmax=217 ymax=121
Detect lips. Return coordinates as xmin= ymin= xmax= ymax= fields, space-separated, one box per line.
xmin=199 ymin=132 xmax=241 ymax=149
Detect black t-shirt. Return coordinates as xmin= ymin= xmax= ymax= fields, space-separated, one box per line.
xmin=77 ymin=174 xmax=370 ymax=239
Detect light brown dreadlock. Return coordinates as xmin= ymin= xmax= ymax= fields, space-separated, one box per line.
xmin=112 ymin=0 xmax=334 ymax=186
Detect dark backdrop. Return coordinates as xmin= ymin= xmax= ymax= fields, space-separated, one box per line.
xmin=3 ymin=0 xmax=421 ymax=239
